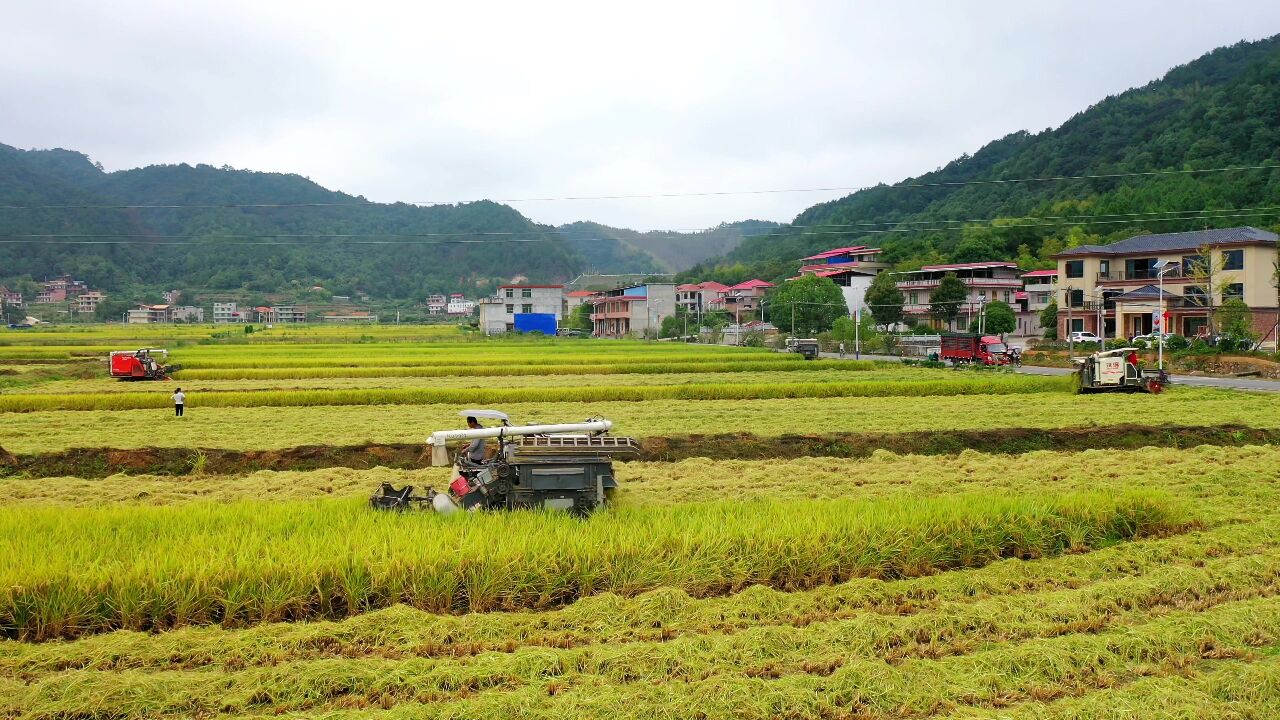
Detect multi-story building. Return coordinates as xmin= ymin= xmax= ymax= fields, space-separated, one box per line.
xmin=172 ymin=306 xmax=204 ymax=323
xmin=75 ymin=291 xmax=107 ymax=315
xmin=426 ymin=294 xmax=447 ymax=315
xmin=589 ymin=282 xmax=677 ymax=338
xmin=213 ymin=302 xmax=245 ymax=323
xmin=322 ymin=311 xmax=377 ymax=323
xmin=254 ymin=306 xmax=307 ymax=323
xmin=675 ymin=281 xmax=728 ymax=317
xmin=564 ymin=290 xmax=598 ymax=313
xmin=446 ymin=294 xmax=475 ymax=315
xmin=894 ymin=261 xmax=1023 ymax=329
xmin=795 ymin=245 xmax=891 ymax=314
xmin=708 ymin=279 xmax=775 ymax=321
xmin=35 ymin=275 xmax=88 ymax=304
xmin=127 ymin=304 xmax=174 ymax=324
xmin=1052 ymin=226 xmax=1278 ymax=343
xmin=478 ymin=285 xmax=565 ymax=335
xmin=1015 ymin=269 xmax=1057 ymax=336
xmin=0 ymin=287 xmax=23 ymax=309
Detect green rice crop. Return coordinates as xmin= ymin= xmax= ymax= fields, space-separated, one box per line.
xmin=173 ymin=358 xmax=846 ymax=379
xmin=0 ymin=491 xmax=1178 ymax=640
xmin=0 ymin=374 xmax=1073 ymax=412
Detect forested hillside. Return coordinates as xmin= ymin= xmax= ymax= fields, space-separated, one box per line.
xmin=681 ymin=35 xmax=1280 ymax=284
xmin=558 ymin=220 xmax=779 ymax=274
xmin=0 ymin=147 xmax=583 ymax=299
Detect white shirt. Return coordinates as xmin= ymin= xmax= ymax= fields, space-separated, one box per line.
xmin=172 ymin=391 xmax=186 ymax=405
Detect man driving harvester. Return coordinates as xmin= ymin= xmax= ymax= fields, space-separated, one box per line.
xmin=463 ymin=416 xmax=488 ymax=463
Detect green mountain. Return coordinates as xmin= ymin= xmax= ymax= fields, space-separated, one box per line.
xmin=558 ymin=220 xmax=779 ymax=274
xmin=681 ymin=35 xmax=1280 ymax=284
xmin=0 ymin=146 xmax=583 ymax=299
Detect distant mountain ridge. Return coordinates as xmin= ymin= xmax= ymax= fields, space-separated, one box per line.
xmin=558 ymin=220 xmax=780 ymax=274
xmin=0 ymin=147 xmax=757 ymax=299
xmin=680 ymin=34 xmax=1280 ymax=284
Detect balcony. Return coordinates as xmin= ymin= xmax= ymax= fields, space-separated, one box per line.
xmin=1096 ymin=267 xmax=1196 ymax=283
xmin=896 ymin=277 xmax=1022 ymax=289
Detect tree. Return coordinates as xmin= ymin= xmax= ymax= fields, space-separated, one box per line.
xmin=767 ymin=275 xmax=848 ymax=336
xmin=94 ymin=297 xmax=133 ymax=322
xmin=659 ymin=314 xmax=683 ymax=339
xmin=566 ymin=302 xmax=593 ymax=332
xmin=980 ymin=300 xmax=1016 ymax=335
xmin=864 ymin=272 xmax=904 ymax=328
xmin=929 ymin=273 xmax=967 ymax=329
xmin=1040 ymin=300 xmax=1059 ymax=339
xmin=1216 ymin=299 xmax=1255 ymax=342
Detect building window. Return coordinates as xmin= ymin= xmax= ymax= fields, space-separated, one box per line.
xmin=1035 ymin=293 xmax=1050 ymax=304
xmin=1182 ymin=255 xmax=1204 ymax=275
xmin=1223 ymin=283 xmax=1244 ymax=302
xmin=1065 ymin=261 xmax=1083 ymax=279
xmin=1183 ymin=286 xmax=1208 ymax=307
xmin=1098 ymin=260 xmax=1110 ymax=276
xmin=1124 ymin=258 xmax=1155 ymax=280
xmin=505 ymin=304 xmax=514 ymax=314
xmin=1002 ymin=291 xmax=1010 ymax=303
xmin=521 ymin=304 xmax=532 ymax=314
xmin=1222 ymin=249 xmax=1244 ymax=271
xmin=1183 ymin=316 xmax=1208 ymax=337
xmin=1068 ymin=289 xmax=1084 ymax=308
xmin=504 ymin=289 xmax=514 ymax=298
xmin=522 ymin=288 xmax=532 ymax=299
xmin=908 ymin=292 xmax=918 ymax=305
xmin=1070 ymin=318 xmax=1084 ymax=332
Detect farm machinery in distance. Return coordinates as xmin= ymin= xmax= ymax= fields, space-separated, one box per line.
xmin=1073 ymin=348 xmax=1168 ymax=394
xmin=370 ymin=410 xmax=639 ymax=517
xmin=108 ymin=349 xmax=181 ymax=380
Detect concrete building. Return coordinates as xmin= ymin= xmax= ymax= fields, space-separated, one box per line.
xmin=446 ymin=294 xmax=475 ymax=315
xmin=172 ymin=306 xmax=204 ymax=323
xmin=708 ymin=279 xmax=775 ymax=322
xmin=564 ymin=290 xmax=597 ymax=313
xmin=213 ymin=302 xmax=245 ymax=323
xmin=478 ymin=285 xmax=565 ymax=335
xmin=255 ymin=306 xmax=307 ymax=323
xmin=426 ymin=294 xmax=447 ymax=315
xmin=74 ymin=291 xmax=107 ymax=315
xmin=794 ymin=246 xmax=891 ymax=315
xmin=675 ymin=281 xmax=729 ymax=318
xmin=895 ymin=261 xmax=1023 ymax=330
xmin=1052 ymin=226 xmax=1278 ymax=344
xmin=35 ymin=275 xmax=88 ymax=303
xmin=1015 ymin=269 xmax=1057 ymax=336
xmin=0 ymin=288 xmax=23 ymax=309
xmin=589 ymin=282 xmax=677 ymax=338
xmin=127 ymin=304 xmax=174 ymax=324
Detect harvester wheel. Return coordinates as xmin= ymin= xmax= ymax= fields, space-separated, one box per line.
xmin=1144 ymin=379 xmax=1164 ymax=394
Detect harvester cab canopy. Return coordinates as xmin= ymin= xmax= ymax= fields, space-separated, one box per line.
xmin=426 ymin=412 xmax=615 ymax=466
xmin=1072 ymin=347 xmax=1136 ymax=365
xmin=459 ymin=409 xmax=511 ymax=423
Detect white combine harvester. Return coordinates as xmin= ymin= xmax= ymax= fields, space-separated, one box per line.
xmin=370 ymin=409 xmax=639 ymax=516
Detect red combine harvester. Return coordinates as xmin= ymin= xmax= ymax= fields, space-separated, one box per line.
xmin=940 ymin=333 xmax=1009 ymax=366
xmin=108 ymin=349 xmax=180 ymax=381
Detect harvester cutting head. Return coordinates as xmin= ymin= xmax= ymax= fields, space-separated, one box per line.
xmin=370 ymin=410 xmax=638 ymax=516
xmin=108 ymin=349 xmax=182 ymax=381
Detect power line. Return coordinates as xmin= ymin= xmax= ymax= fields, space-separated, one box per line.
xmin=1 ymin=163 xmax=1277 ymax=210
xmin=3 ymin=207 xmax=1278 ymax=245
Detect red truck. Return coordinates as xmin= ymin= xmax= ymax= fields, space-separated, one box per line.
xmin=940 ymin=334 xmax=1009 ymax=366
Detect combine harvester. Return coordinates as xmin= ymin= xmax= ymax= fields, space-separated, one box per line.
xmin=371 ymin=410 xmax=639 ymax=517
xmin=108 ymin=349 xmax=181 ymax=381
xmin=1074 ymin=348 xmax=1168 ymax=394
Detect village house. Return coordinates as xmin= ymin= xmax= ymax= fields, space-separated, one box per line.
xmin=254 ymin=306 xmax=307 ymax=323
xmin=426 ymin=294 xmax=447 ymax=315
xmin=75 ymin=291 xmax=107 ymax=315
xmin=589 ymin=282 xmax=677 ymax=338
xmin=446 ymin=294 xmax=475 ymax=315
xmin=213 ymin=302 xmax=245 ymax=323
xmin=1015 ymin=269 xmax=1057 ymax=336
xmin=478 ymin=285 xmax=565 ymax=335
xmin=794 ymin=246 xmax=891 ymax=315
xmin=675 ymin=281 xmax=729 ymax=318
xmin=1052 ymin=226 xmax=1278 ymax=345
xmin=35 ymin=275 xmax=88 ymax=303
xmin=895 ymin=261 xmax=1023 ymax=330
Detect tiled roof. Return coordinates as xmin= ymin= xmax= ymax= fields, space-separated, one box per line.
xmin=698 ymin=281 xmax=730 ymax=291
xmin=728 ymin=279 xmax=776 ymax=290
xmin=918 ymin=261 xmax=1019 ymax=272
xmin=1056 ymin=226 xmax=1277 ymax=257
xmin=566 ymin=290 xmax=597 ymax=297
xmin=1112 ymin=284 xmax=1184 ymax=301
xmin=801 ymin=246 xmax=869 ymax=261
xmin=675 ymin=284 xmax=701 ymax=292
xmin=1021 ymin=269 xmax=1058 ymax=278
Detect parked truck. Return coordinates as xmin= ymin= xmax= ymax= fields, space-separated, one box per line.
xmin=940 ymin=333 xmax=1008 ymax=366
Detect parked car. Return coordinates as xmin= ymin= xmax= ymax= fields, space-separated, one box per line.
xmin=1068 ymin=331 xmax=1102 ymax=344
xmin=1130 ymin=332 xmax=1169 ymax=345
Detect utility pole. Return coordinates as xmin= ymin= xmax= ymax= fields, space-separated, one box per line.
xmin=1066 ymin=286 xmax=1074 ymax=356
xmin=854 ymin=306 xmax=861 ymax=360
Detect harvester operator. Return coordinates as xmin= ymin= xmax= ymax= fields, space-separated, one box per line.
xmin=464 ymin=416 xmax=487 ymax=463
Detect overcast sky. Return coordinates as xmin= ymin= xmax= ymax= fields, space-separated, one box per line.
xmin=2 ymin=1 xmax=1278 ymax=231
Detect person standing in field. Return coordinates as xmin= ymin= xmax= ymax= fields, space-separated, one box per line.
xmin=172 ymin=387 xmax=185 ymax=417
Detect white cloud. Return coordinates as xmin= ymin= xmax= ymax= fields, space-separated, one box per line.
xmin=2 ymin=0 xmax=1278 ymax=229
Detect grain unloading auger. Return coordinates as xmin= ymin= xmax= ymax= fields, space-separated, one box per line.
xmin=370 ymin=409 xmax=639 ymax=516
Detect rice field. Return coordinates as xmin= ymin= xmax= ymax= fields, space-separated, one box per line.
xmin=1 ymin=324 xmax=1278 ymax=719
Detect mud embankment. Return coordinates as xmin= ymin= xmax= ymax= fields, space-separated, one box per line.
xmin=1 ymin=423 xmax=1275 ymax=478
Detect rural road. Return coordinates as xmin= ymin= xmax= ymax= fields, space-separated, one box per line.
xmin=816 ymin=351 xmax=1280 ymax=393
